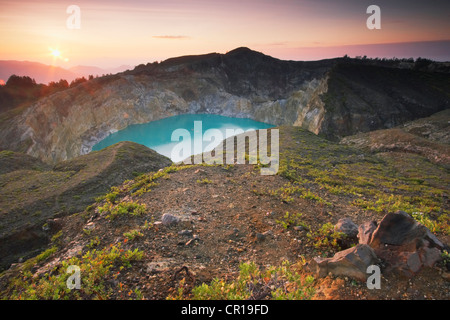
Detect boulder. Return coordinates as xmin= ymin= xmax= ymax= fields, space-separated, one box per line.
xmin=367 ymin=211 xmax=444 ymax=276
xmin=307 ymin=244 xmax=379 ymax=282
xmin=307 ymin=211 xmax=447 ymax=280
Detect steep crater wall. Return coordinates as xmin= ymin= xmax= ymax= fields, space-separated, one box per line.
xmin=1 ymin=48 xmax=449 ymax=164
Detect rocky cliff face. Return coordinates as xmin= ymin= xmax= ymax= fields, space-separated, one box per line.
xmin=0 ymin=48 xmax=448 ymax=164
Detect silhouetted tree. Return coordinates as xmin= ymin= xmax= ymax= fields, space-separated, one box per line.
xmin=6 ymin=75 xmax=37 ymax=88
xmin=70 ymin=77 xmax=87 ymax=88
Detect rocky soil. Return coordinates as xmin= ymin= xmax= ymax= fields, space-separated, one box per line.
xmin=0 ymin=124 xmax=448 ymax=300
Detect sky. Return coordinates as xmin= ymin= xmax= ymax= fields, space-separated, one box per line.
xmin=0 ymin=0 xmax=449 ymax=68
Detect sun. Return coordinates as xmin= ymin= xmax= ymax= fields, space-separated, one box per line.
xmin=50 ymin=48 xmax=61 ymax=58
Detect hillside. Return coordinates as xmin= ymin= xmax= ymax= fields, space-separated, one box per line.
xmin=0 ymin=48 xmax=449 ymax=164
xmin=0 ymin=61 xmax=78 ymax=85
xmin=0 ymin=60 xmax=132 ymax=85
xmin=341 ymin=109 xmax=450 ymax=165
xmin=0 ymin=121 xmax=448 ymax=300
xmin=0 ymin=142 xmax=172 ymax=271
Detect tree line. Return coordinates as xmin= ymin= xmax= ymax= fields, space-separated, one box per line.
xmin=0 ymin=74 xmax=96 ymax=113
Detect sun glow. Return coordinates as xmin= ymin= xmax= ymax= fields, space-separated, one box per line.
xmin=49 ymin=48 xmax=69 ymax=63
xmin=50 ymin=48 xmax=61 ymax=58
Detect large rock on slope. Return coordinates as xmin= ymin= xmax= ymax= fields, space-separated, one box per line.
xmin=308 ymin=244 xmax=379 ymax=281
xmin=366 ymin=211 xmax=445 ymax=276
xmin=309 ymin=211 xmax=446 ymax=280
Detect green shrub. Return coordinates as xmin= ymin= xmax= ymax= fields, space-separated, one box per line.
xmin=307 ymin=222 xmax=346 ymax=251
xmin=123 ymin=229 xmax=143 ymax=241
xmin=276 ymin=212 xmax=309 ymax=230
xmin=99 ymin=200 xmax=147 ymax=221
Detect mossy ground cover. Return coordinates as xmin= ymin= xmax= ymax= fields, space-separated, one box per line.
xmin=273 ymin=126 xmax=449 ymax=235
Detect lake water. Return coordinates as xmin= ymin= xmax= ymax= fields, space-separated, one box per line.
xmin=91 ymin=114 xmax=274 ymax=161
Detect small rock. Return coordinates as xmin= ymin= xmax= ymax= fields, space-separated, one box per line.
xmin=178 ymin=230 xmax=193 ymax=237
xmin=84 ymin=222 xmax=96 ymax=231
xmin=335 ymin=217 xmax=359 ymax=239
xmin=256 ymin=233 xmax=266 ymax=241
xmin=161 ymin=213 xmax=180 ymax=225
xmin=146 ymin=259 xmax=173 ymax=273
xmin=263 ymin=230 xmax=273 ymax=237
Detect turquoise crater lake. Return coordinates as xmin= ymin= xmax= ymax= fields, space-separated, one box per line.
xmin=91 ymin=114 xmax=274 ymax=161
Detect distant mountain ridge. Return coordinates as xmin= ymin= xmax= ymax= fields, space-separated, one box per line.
xmin=0 ymin=47 xmax=449 ymax=164
xmin=0 ymin=60 xmax=132 ymax=85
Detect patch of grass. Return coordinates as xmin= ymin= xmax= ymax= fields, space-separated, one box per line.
xmin=0 ymin=150 xmax=15 ymax=158
xmin=441 ymin=250 xmax=450 ymax=269
xmin=22 ymin=246 xmax=58 ymax=272
xmin=307 ymin=223 xmax=347 ymax=253
xmin=5 ymin=243 xmax=144 ymax=300
xmin=168 ymin=261 xmax=315 ymax=300
xmin=51 ymin=230 xmax=63 ymax=243
xmin=412 ymin=212 xmax=450 ymax=235
xmin=275 ymin=128 xmax=449 ymax=235
xmin=299 ymin=190 xmax=332 ymax=206
xmin=104 ymin=187 xmax=121 ymax=203
xmin=86 ymin=236 xmax=101 ymax=249
xmin=276 ymin=212 xmax=309 ymax=230
xmin=123 ymin=229 xmax=143 ymax=241
xmin=196 ymin=178 xmax=212 ymax=184
xmin=125 ymin=164 xmax=192 ymax=196
xmin=99 ymin=200 xmax=147 ymax=221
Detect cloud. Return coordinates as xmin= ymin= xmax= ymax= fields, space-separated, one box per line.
xmin=152 ymin=35 xmax=190 ymax=40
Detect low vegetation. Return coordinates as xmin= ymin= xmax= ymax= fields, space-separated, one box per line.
xmin=168 ymin=261 xmax=315 ymax=300
xmin=4 ymin=242 xmax=144 ymax=300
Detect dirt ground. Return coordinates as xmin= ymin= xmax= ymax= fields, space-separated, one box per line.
xmin=49 ymin=164 xmax=449 ymax=300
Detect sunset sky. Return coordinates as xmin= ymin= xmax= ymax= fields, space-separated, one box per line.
xmin=1 ymin=0 xmax=449 ymax=68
